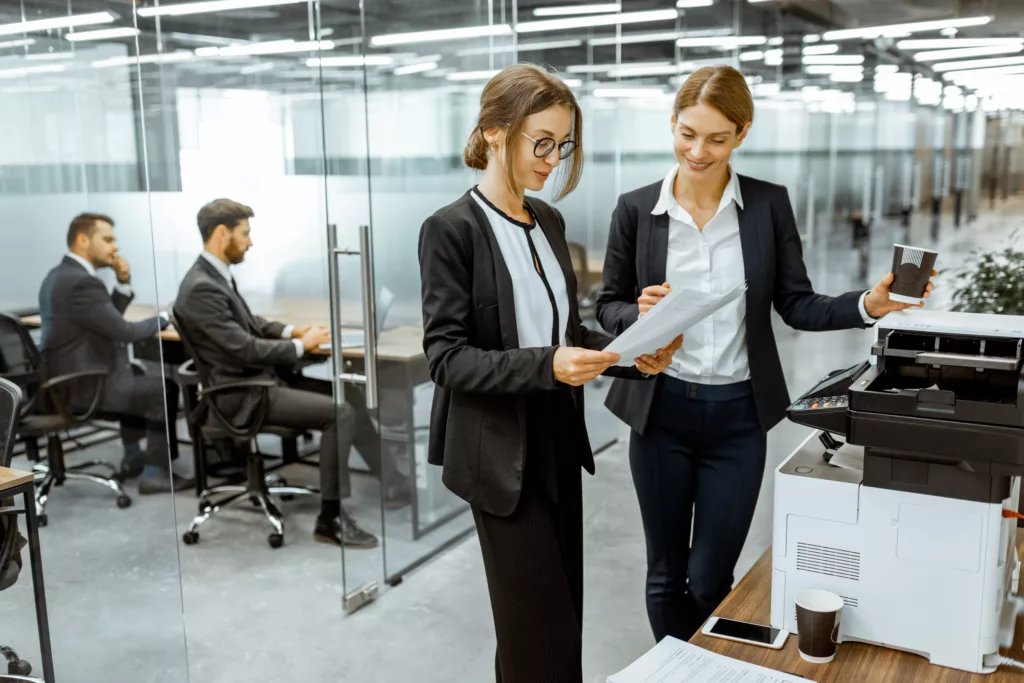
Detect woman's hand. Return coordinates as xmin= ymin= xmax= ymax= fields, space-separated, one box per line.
xmin=638 ymin=282 xmax=671 ymax=317
xmin=864 ymin=270 xmax=937 ymax=319
xmin=635 ymin=334 xmax=683 ymax=375
xmin=553 ymin=347 xmax=620 ymax=386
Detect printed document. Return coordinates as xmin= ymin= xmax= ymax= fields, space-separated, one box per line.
xmin=607 ymin=637 xmax=812 ymax=683
xmin=604 ymin=282 xmax=747 ymax=367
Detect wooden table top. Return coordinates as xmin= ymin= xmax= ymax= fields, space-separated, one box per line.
xmin=689 ymin=538 xmax=1024 ymax=682
xmin=0 ymin=466 xmax=33 ymax=492
xmin=22 ymin=302 xmax=426 ymax=363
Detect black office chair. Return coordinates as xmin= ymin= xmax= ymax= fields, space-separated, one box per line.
xmin=0 ymin=377 xmax=35 ymax=679
xmin=172 ymin=312 xmax=318 ymax=549
xmin=0 ymin=313 xmax=124 ymax=526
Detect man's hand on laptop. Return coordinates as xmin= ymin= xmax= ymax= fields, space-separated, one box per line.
xmin=292 ymin=325 xmax=310 ymax=338
xmin=300 ymin=326 xmax=331 ymax=352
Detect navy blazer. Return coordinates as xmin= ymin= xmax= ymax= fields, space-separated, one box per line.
xmin=596 ymin=174 xmax=868 ymax=434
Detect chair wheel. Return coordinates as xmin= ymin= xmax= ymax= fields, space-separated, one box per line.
xmin=9 ymin=659 xmax=32 ymax=676
xmin=268 ymin=533 xmax=284 ymax=549
xmin=182 ymin=531 xmax=199 ymax=545
xmin=116 ymin=495 xmax=132 ymax=509
xmin=37 ymin=514 xmax=48 ymax=528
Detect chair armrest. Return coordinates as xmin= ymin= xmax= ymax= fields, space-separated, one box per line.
xmin=39 ymin=369 xmax=107 ymax=392
xmin=39 ymin=369 xmax=106 ymax=425
xmin=195 ymin=379 xmax=276 ymax=441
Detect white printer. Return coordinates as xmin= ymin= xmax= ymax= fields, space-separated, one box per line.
xmin=771 ymin=310 xmax=1024 ymax=674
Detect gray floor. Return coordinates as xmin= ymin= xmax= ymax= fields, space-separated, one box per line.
xmin=2 ymin=197 xmax=1023 ymax=683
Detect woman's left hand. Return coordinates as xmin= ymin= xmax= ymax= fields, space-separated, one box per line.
xmin=864 ymin=270 xmax=938 ymax=319
xmin=635 ymin=334 xmax=683 ymax=375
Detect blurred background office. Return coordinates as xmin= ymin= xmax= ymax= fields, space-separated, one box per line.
xmin=0 ymin=0 xmax=1022 ymax=681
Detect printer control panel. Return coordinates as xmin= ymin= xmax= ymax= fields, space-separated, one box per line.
xmin=791 ymin=395 xmax=849 ymax=411
xmin=786 ymin=361 xmax=869 ymax=435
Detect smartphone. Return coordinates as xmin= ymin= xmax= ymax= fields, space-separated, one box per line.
xmin=701 ymin=617 xmax=789 ymax=649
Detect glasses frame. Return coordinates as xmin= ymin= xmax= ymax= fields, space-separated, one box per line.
xmin=521 ymin=131 xmax=577 ymax=160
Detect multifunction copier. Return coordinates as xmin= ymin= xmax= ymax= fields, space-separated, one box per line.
xmin=771 ymin=310 xmax=1024 ymax=673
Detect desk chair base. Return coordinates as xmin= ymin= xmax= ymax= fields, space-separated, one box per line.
xmin=0 ymin=646 xmax=31 ymax=678
xmin=0 ymin=676 xmax=41 ymax=683
xmin=182 ymin=456 xmax=318 ymax=549
xmin=32 ymin=456 xmax=131 ymax=527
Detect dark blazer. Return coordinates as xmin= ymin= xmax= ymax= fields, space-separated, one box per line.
xmin=596 ymin=174 xmax=868 ymax=435
xmin=419 ymin=190 xmax=646 ymax=517
xmin=38 ymin=256 xmax=165 ymax=411
xmin=174 ymin=256 xmax=298 ymax=426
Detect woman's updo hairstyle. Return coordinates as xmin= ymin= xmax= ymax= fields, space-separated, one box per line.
xmin=674 ymin=65 xmax=754 ymax=134
xmin=464 ymin=63 xmax=584 ymax=201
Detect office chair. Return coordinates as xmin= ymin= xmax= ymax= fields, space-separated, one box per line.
xmin=0 ymin=377 xmax=35 ymax=679
xmin=172 ymin=312 xmax=318 ymax=549
xmin=566 ymin=241 xmax=601 ymax=320
xmin=0 ymin=313 xmax=123 ymax=526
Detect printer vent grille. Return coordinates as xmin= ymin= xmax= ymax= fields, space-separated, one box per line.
xmin=796 ymin=543 xmax=861 ymax=581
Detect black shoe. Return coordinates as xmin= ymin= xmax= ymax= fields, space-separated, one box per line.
xmin=138 ymin=470 xmax=195 ymax=495
xmin=314 ymin=512 xmax=379 ymax=549
xmin=119 ymin=457 xmax=145 ymax=480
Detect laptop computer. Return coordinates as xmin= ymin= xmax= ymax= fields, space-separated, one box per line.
xmin=319 ymin=287 xmax=394 ymax=351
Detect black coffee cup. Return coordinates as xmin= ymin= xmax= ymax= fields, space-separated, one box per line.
xmin=889 ymin=244 xmax=938 ymax=305
xmin=795 ymin=590 xmax=843 ymax=663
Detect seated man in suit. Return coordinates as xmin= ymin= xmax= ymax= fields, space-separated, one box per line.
xmin=38 ymin=213 xmax=193 ymax=494
xmin=175 ymin=199 xmax=396 ymax=548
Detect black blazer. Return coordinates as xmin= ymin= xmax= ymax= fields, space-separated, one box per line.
xmin=38 ymin=256 xmax=164 ymax=412
xmin=419 ymin=190 xmax=645 ymax=517
xmin=596 ymin=174 xmax=868 ymax=435
xmin=174 ymin=256 xmax=297 ymax=427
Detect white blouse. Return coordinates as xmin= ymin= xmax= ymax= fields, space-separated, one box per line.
xmin=472 ymin=189 xmax=571 ymax=350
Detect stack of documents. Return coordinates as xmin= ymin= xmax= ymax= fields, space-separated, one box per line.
xmin=608 ymin=637 xmax=813 ymax=683
xmin=604 ymin=282 xmax=747 ymax=367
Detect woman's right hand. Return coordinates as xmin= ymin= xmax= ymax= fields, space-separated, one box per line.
xmin=553 ymin=347 xmax=620 ymax=386
xmin=638 ymin=282 xmax=671 ymax=317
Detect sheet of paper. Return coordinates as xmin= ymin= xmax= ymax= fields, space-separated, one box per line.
xmin=608 ymin=637 xmax=813 ymax=683
xmin=604 ymin=282 xmax=747 ymax=367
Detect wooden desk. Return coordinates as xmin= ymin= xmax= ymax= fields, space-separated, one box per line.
xmin=689 ymin=540 xmax=1024 ymax=682
xmin=0 ymin=466 xmax=55 ymax=683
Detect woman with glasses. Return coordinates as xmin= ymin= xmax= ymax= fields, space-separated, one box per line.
xmin=418 ymin=64 xmax=681 ymax=683
xmin=596 ymin=65 xmax=935 ymax=645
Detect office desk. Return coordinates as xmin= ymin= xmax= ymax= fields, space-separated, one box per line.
xmin=689 ymin=536 xmax=1024 ymax=682
xmin=1 ymin=466 xmax=54 ymax=683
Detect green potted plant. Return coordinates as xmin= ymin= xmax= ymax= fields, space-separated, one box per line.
xmin=951 ymin=231 xmax=1024 ymax=316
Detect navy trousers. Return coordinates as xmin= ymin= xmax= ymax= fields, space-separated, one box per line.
xmin=629 ymin=375 xmax=767 ymax=642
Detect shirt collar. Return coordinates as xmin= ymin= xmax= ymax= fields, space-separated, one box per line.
xmin=201 ymin=250 xmax=233 ymax=284
xmin=650 ymin=165 xmax=745 ymax=216
xmin=66 ymin=252 xmax=97 ymax=278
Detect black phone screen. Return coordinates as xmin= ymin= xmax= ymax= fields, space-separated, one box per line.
xmin=708 ymin=618 xmax=780 ymax=644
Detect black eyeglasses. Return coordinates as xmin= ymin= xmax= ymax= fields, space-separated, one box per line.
xmin=521 ymin=132 xmax=577 ymax=160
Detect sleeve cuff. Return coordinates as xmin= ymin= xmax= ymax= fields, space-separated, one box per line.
xmin=858 ymin=291 xmax=876 ymax=325
xmin=292 ymin=339 xmax=304 ymax=357
xmin=114 ymin=282 xmax=133 ymax=296
xmin=281 ymin=324 xmax=294 ymax=340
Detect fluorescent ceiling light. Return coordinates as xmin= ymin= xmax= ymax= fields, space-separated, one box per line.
xmin=589 ymin=27 xmax=731 ymax=46
xmin=393 ymin=61 xmax=437 ymax=75
xmin=739 ymin=51 xmax=764 ymax=62
xmin=0 ymin=63 xmax=66 ymax=78
xmin=0 ymin=38 xmax=35 ymax=49
xmin=592 ymin=87 xmax=665 ymax=98
xmin=802 ymin=54 xmax=865 ymax=65
xmin=914 ymin=45 xmax=1021 ymax=62
xmin=944 ymin=65 xmax=1024 ymax=82
xmin=823 ymin=16 xmax=992 ymax=41
xmin=677 ymin=35 xmax=767 ymax=48
xmin=803 ymin=44 xmax=839 ymax=56
xmin=198 ymin=39 xmax=334 ymax=57
xmin=371 ymin=24 xmax=511 ymax=47
xmin=456 ymin=38 xmax=582 ymax=57
xmin=137 ymin=0 xmax=305 ymax=18
xmin=239 ymin=62 xmax=274 ymax=74
xmin=875 ymin=64 xmax=900 ymax=73
xmin=608 ymin=64 xmax=693 ymax=77
xmin=66 ymin=27 xmax=139 ymax=42
xmin=676 ymin=0 xmax=714 ymax=7
xmin=768 ymin=36 xmax=784 ymax=46
xmin=933 ymin=55 xmax=1024 ymax=72
xmin=567 ymin=60 xmax=669 ymax=74
xmin=446 ymin=70 xmax=499 ymax=81
xmin=804 ymin=34 xmax=821 ymax=43
xmin=308 ymin=55 xmax=393 ymax=67
xmin=897 ymin=38 xmax=1022 ymax=49
xmin=804 ymin=64 xmax=863 ymax=75
xmin=517 ymin=9 xmax=678 ymax=33
xmin=0 ymin=11 xmax=116 ymax=37
xmin=830 ymin=72 xmax=864 ymax=83
xmin=533 ymin=3 xmax=620 ymax=15
xmin=91 ymin=51 xmax=195 ymax=68
xmin=764 ymin=48 xmax=782 ymax=65
xmin=562 ymin=77 xmax=583 ymax=87
xmin=24 ymin=51 xmax=75 ymax=61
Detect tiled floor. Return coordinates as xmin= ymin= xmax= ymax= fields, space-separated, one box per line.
xmin=1 ymin=196 xmax=1022 ymax=683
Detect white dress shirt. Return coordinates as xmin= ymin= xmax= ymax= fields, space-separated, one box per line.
xmin=200 ymin=251 xmax=303 ymax=357
xmin=471 ymin=189 xmax=571 ymax=349
xmin=654 ymin=166 xmax=874 ymax=385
